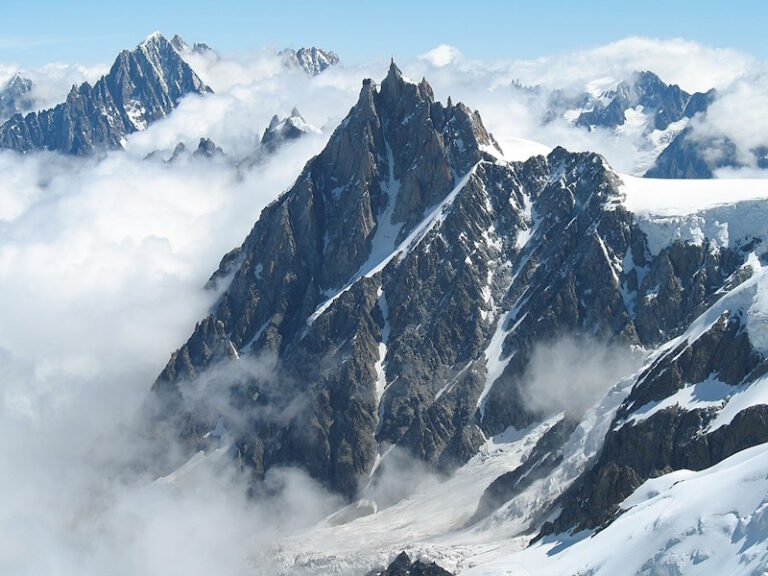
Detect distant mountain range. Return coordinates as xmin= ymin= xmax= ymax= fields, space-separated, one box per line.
xmin=0 ymin=34 xmax=340 ymax=156
xmin=280 ymin=46 xmax=340 ymax=75
xmin=2 ymin=36 xmax=761 ymax=180
xmin=0 ymin=33 xmax=211 ymax=155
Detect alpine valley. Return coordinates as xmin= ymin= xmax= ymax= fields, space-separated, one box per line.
xmin=3 ymin=29 xmax=768 ymax=576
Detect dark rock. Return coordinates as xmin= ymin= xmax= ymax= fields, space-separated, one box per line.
xmin=366 ymin=552 xmax=453 ymax=576
xmin=543 ymin=311 xmax=768 ymax=535
xmin=193 ymin=137 xmax=224 ymax=159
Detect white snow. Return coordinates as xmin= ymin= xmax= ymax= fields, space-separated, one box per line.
xmin=622 ymin=375 xmax=732 ymax=426
xmin=648 ymin=117 xmax=689 ymax=155
xmin=707 ymin=373 xmax=768 ymax=432
xmin=124 ymin=99 xmax=147 ymax=130
xmin=475 ymin=442 xmax=768 ymax=576
xmin=621 ymin=173 xmax=768 ymax=217
xmin=615 ymin=105 xmax=647 ymax=137
xmin=476 ymin=314 xmax=512 ymax=415
xmin=275 ymin=421 xmax=554 ymax=574
xmin=584 ymin=77 xmax=618 ymax=99
xmin=489 ymin=138 xmax=551 ymax=163
xmin=620 ymin=174 xmax=768 ymax=256
xmin=374 ymin=287 xmax=390 ymax=404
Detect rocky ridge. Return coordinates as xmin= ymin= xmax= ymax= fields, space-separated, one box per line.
xmin=280 ymin=47 xmax=340 ymax=75
xmin=0 ymin=33 xmax=211 ymax=155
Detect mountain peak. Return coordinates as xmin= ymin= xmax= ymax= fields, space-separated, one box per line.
xmin=170 ymin=34 xmax=188 ymax=51
xmin=0 ymin=33 xmax=210 ymax=154
xmin=280 ymin=46 xmax=340 ymax=75
xmin=141 ymin=31 xmax=167 ymax=46
xmin=387 ymin=58 xmax=401 ymax=77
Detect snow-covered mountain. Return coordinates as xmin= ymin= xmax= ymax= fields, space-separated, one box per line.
xmin=0 ymin=72 xmax=35 ymax=122
xmin=549 ymin=70 xmax=718 ymax=177
xmin=260 ymin=108 xmax=316 ymax=151
xmin=0 ymin=32 xmax=211 ymax=155
xmin=147 ymin=62 xmax=768 ymax=574
xmin=280 ymin=47 xmax=340 ymax=75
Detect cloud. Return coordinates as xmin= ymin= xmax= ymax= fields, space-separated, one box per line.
xmin=518 ymin=336 xmax=644 ymax=419
xmin=420 ymin=44 xmax=462 ymax=67
xmin=0 ymin=61 xmax=107 ymax=117
xmin=0 ymin=60 xmax=346 ymax=574
xmin=687 ymin=65 xmax=768 ymax=169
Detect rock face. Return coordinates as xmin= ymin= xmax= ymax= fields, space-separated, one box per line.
xmin=0 ymin=33 xmax=211 ymax=155
xmin=280 ymin=47 xmax=340 ymax=75
xmin=542 ymin=302 xmax=768 ymax=534
xmin=644 ymin=127 xmax=768 ymax=178
xmin=153 ymin=61 xmax=505 ymax=496
xmin=0 ymin=73 xmax=34 ymax=123
xmin=366 ymin=552 xmax=453 ymax=576
xmin=151 ymin=62 xmax=768 ymax=532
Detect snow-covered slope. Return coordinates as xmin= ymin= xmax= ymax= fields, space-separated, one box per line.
xmin=466 ymin=442 xmax=768 ymax=575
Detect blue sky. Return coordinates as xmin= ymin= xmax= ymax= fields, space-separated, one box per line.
xmin=1 ymin=0 xmax=766 ymax=67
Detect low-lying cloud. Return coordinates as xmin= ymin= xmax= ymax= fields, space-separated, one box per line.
xmin=519 ymin=336 xmax=644 ymax=419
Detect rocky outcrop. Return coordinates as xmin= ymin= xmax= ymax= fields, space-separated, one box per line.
xmin=366 ymin=552 xmax=453 ymax=576
xmin=259 ymin=108 xmax=313 ymax=153
xmin=0 ymin=33 xmax=210 ymax=155
xmin=192 ymin=137 xmax=224 ymax=159
xmin=542 ymin=307 xmax=768 ymax=534
xmin=170 ymin=34 xmax=215 ymax=57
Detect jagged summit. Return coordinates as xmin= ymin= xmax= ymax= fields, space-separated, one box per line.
xmin=169 ymin=33 xmax=215 ymax=56
xmin=280 ymin=46 xmax=340 ymax=75
xmin=141 ymin=30 xmax=165 ymax=45
xmin=251 ymin=107 xmax=317 ymax=158
xmin=0 ymin=72 xmax=34 ymax=122
xmin=573 ymin=68 xmax=713 ymax=132
xmin=0 ymin=33 xmax=211 ymax=155
xmin=152 ymin=65 xmax=558 ymax=498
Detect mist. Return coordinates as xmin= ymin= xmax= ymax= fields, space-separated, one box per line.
xmin=519 ymin=336 xmax=645 ymax=420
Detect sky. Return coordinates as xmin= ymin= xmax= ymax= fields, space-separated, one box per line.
xmin=1 ymin=0 xmax=766 ymax=67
